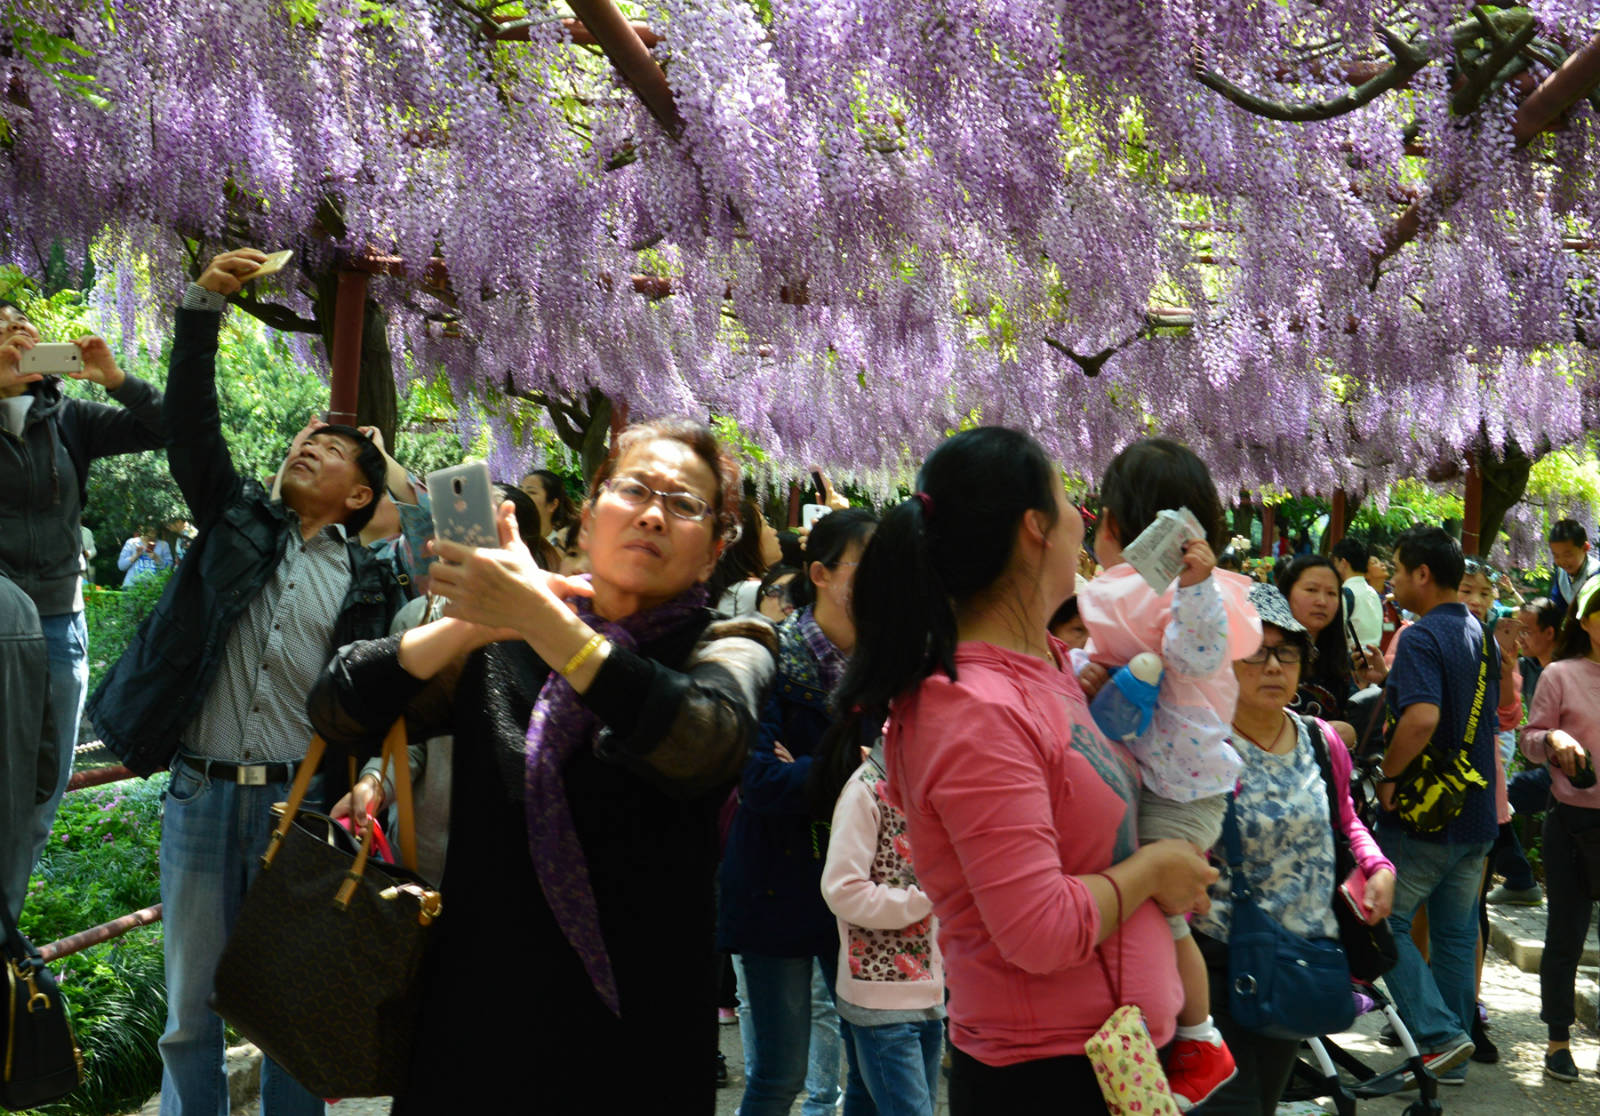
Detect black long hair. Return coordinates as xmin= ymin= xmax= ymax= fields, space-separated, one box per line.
xmin=790 ymin=507 xmax=878 ymax=610
xmin=808 ymin=427 xmax=1060 ymax=817
xmin=522 ymin=468 xmax=577 ymax=533
xmin=706 ymin=498 xmax=771 ymax=604
xmin=1275 ymin=554 xmax=1354 ymax=700
xmin=1553 ymin=586 xmax=1600 ymax=662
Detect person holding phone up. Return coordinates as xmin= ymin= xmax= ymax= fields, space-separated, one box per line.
xmin=308 ymin=418 xmax=779 ymax=1113
xmin=86 ymin=248 xmax=408 ymax=1116
xmin=0 ymin=298 xmax=166 ymax=901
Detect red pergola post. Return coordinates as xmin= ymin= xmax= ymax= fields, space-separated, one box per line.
xmin=1261 ymin=504 xmax=1276 ymax=559
xmin=1328 ymin=488 xmax=1348 ymax=547
xmin=328 ymin=269 xmax=368 ymax=425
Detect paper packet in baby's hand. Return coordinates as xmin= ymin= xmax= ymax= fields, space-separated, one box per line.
xmin=1122 ymin=507 xmax=1206 ymax=593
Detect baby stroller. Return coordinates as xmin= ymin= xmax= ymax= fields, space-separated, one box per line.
xmin=1281 ymin=980 xmax=1444 ymax=1116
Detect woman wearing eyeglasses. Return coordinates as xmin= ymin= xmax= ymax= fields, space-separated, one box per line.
xmin=718 ymin=507 xmax=879 ymax=1115
xmin=308 ymin=420 xmax=778 ymax=1113
xmin=1191 ymin=583 xmax=1396 ymax=1115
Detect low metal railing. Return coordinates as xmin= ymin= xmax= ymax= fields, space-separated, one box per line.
xmin=40 ymin=747 xmax=162 ymax=960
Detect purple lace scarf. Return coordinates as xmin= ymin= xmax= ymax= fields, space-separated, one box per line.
xmin=523 ymin=577 xmax=710 ymax=1016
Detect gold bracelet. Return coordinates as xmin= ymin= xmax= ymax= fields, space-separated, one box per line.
xmin=560 ymin=632 xmax=607 ymax=678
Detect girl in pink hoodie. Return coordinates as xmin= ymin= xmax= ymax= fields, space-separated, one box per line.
xmin=820 ymin=742 xmax=946 ymax=1116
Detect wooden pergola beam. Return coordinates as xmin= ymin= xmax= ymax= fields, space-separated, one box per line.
xmin=564 ymin=0 xmax=680 ymax=138
xmin=1513 ymin=30 xmax=1600 ymax=144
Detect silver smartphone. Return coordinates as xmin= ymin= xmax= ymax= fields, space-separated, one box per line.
xmin=18 ymin=342 xmax=83 ymax=377
xmin=427 ymin=462 xmax=499 ymax=549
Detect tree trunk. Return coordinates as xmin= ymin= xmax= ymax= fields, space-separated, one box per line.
xmin=1476 ymin=444 xmax=1533 ymax=557
xmin=354 ymin=298 xmax=396 ymax=447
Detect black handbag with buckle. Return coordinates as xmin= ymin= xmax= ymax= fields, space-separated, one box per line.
xmin=210 ymin=722 xmax=441 ymax=1098
xmin=1 ymin=884 xmax=82 ymax=1110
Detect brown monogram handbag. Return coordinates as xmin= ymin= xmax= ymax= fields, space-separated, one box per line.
xmin=210 ymin=721 xmax=441 ymax=1097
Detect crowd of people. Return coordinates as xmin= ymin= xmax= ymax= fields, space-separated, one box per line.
xmin=3 ymin=246 xmax=1600 ymax=1115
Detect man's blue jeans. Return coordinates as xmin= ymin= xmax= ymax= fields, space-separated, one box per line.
xmin=1377 ymin=828 xmax=1492 ymax=1052
xmin=158 ymin=760 xmax=324 ymax=1116
xmin=840 ymin=1017 xmax=942 ymax=1116
xmin=28 ymin=611 xmax=87 ymax=874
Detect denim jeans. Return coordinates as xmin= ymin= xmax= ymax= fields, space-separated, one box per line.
xmin=28 ymin=611 xmax=87 ymax=875
xmin=158 ymin=759 xmax=324 ymax=1116
xmin=734 ymin=953 xmax=856 ymax=1116
xmin=1377 ymin=829 xmax=1492 ymax=1052
xmin=840 ymin=1017 xmax=942 ymax=1116
xmin=1539 ymin=803 xmax=1600 ymax=1041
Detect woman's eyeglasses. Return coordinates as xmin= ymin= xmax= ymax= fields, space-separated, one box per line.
xmin=602 ymin=477 xmax=711 ymax=521
xmin=1239 ymin=644 xmax=1304 ymax=666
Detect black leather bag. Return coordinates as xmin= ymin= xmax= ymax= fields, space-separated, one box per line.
xmin=1301 ymin=716 xmax=1398 ymax=981
xmin=210 ymin=723 xmax=440 ymax=1098
xmin=1 ymin=885 xmax=82 ymax=1110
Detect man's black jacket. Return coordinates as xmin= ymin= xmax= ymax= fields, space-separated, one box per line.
xmin=88 ymin=308 xmax=406 ymax=777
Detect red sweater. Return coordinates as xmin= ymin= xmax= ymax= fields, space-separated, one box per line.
xmin=884 ymin=639 xmax=1182 ymax=1066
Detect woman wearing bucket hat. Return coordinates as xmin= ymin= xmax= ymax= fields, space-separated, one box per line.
xmin=1191 ymin=582 xmax=1396 ymax=1114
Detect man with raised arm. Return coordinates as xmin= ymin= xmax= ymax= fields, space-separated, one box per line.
xmin=87 ymin=248 xmax=406 ymax=1116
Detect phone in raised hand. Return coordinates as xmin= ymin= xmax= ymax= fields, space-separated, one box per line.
xmin=427 ymin=462 xmax=499 ymax=550
xmin=17 ymin=342 xmax=83 ymax=377
xmin=240 ymin=249 xmax=294 ymax=282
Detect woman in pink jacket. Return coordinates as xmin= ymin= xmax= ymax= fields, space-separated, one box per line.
xmin=823 ymin=427 xmax=1216 ymax=1114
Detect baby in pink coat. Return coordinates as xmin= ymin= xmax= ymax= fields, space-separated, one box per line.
xmin=1077 ymin=439 xmax=1262 ymax=1110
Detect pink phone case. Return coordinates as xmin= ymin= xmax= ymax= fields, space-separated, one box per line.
xmin=1339 ymin=867 xmax=1368 ymax=918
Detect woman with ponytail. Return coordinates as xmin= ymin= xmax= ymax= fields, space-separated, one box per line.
xmin=832 ymin=427 xmax=1216 ymax=1113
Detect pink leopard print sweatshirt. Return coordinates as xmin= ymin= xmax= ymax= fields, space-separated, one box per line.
xmin=821 ymin=753 xmax=945 ymax=1014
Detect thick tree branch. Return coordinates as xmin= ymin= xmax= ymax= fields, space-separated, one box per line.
xmin=226 ymin=294 xmax=321 ymax=334
xmin=1451 ymin=10 xmax=1538 ymax=116
xmin=1195 ymin=26 xmax=1431 ymax=122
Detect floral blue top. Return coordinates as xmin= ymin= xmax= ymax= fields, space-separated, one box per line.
xmin=1194 ymin=718 xmax=1339 ymax=942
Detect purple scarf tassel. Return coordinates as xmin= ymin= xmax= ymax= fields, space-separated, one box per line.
xmin=524 ymin=578 xmax=709 ymax=1016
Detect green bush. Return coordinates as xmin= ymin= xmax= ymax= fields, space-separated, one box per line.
xmin=20 ymin=778 xmax=167 ymax=1116
xmin=82 ymin=570 xmax=172 ymax=699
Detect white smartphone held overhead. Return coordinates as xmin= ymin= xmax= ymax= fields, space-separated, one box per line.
xmin=427 ymin=462 xmax=499 ymax=549
xmin=17 ymin=342 xmax=83 ymax=377
xmin=241 ymin=249 xmax=294 ymax=282
xmin=801 ymin=503 xmax=831 ymax=530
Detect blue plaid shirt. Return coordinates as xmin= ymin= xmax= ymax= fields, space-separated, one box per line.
xmin=795 ymin=605 xmax=846 ymax=693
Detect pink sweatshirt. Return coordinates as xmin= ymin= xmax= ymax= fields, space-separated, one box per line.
xmin=1520 ymin=658 xmax=1600 ymax=810
xmin=821 ymin=752 xmax=945 ymax=1015
xmin=884 ymin=639 xmax=1182 ymax=1066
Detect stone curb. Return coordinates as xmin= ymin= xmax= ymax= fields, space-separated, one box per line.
xmin=1487 ymin=904 xmax=1599 ymax=1031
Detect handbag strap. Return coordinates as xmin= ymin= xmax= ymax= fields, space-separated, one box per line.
xmin=1092 ymin=872 xmax=1124 ymax=1005
xmin=1301 ymin=713 xmax=1358 ymax=888
xmin=1459 ymin=631 xmax=1491 ymax=755
xmin=0 ymin=877 xmax=31 ymax=962
xmin=264 ymin=721 xmax=418 ymax=881
xmin=1221 ymin=790 xmax=1253 ymax=901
